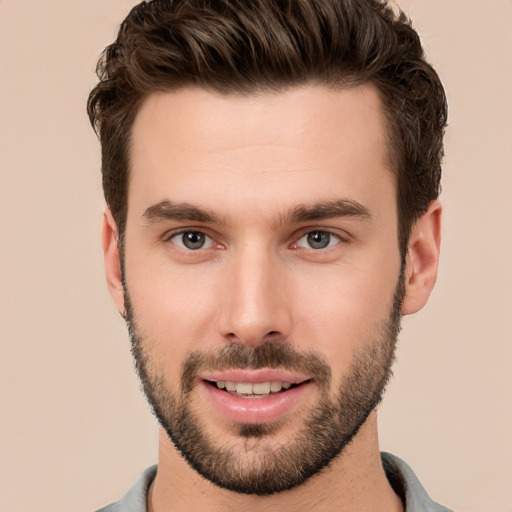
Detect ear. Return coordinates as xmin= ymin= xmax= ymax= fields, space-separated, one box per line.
xmin=101 ymin=209 xmax=126 ymax=316
xmin=401 ymin=200 xmax=442 ymax=316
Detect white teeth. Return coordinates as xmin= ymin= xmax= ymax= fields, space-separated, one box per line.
xmin=252 ymin=382 xmax=271 ymax=394
xmin=217 ymin=381 xmax=295 ymax=395
xmin=225 ymin=381 xmax=237 ymax=391
xmin=235 ymin=382 xmax=253 ymax=394
xmin=270 ymin=381 xmax=282 ymax=392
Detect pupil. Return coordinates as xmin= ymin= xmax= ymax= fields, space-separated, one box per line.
xmin=183 ymin=232 xmax=205 ymax=249
xmin=307 ymin=231 xmax=330 ymax=249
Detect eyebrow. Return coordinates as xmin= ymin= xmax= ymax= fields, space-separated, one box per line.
xmin=142 ymin=200 xmax=226 ymax=225
xmin=289 ymin=199 xmax=371 ymax=224
xmin=142 ymin=198 xmax=371 ymax=227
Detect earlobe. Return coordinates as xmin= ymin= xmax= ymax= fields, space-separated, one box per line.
xmin=101 ymin=209 xmax=126 ymax=316
xmin=401 ymin=200 xmax=442 ymax=316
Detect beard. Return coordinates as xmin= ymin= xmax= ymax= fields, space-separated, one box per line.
xmin=124 ymin=272 xmax=404 ymax=496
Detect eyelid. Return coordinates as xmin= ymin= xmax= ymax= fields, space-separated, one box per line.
xmin=291 ymin=228 xmax=349 ymax=250
xmin=164 ymin=228 xmax=218 ymax=250
xmin=161 ymin=226 xmax=350 ymax=252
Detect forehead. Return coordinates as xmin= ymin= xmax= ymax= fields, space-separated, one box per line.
xmin=128 ymin=85 xmax=393 ymax=221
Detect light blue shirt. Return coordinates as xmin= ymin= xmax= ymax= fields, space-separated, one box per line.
xmin=95 ymin=452 xmax=453 ymax=511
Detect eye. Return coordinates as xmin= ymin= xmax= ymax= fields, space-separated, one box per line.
xmin=169 ymin=231 xmax=213 ymax=250
xmin=296 ymin=231 xmax=341 ymax=250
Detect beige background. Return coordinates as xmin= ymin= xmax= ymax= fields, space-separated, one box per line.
xmin=1 ymin=1 xmax=511 ymax=511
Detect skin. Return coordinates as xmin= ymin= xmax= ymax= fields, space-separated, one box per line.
xmin=102 ymin=84 xmax=441 ymax=512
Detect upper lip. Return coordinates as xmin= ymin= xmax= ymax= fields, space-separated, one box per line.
xmin=199 ymin=368 xmax=311 ymax=384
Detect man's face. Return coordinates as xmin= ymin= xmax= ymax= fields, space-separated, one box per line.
xmin=120 ymin=85 xmax=404 ymax=494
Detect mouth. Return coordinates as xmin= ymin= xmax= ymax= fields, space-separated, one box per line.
xmin=204 ymin=379 xmax=310 ymax=398
xmin=198 ymin=370 xmax=314 ymax=424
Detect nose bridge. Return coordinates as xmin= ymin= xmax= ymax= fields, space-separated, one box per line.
xmin=217 ymin=240 xmax=291 ymax=345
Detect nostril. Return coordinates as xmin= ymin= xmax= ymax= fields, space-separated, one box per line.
xmin=263 ymin=331 xmax=284 ymax=342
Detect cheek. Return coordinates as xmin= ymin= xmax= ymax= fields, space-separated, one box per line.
xmin=289 ymin=263 xmax=399 ymax=374
xmin=125 ymin=261 xmax=223 ymax=362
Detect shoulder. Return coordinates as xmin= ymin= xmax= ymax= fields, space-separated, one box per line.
xmin=94 ymin=465 xmax=158 ymax=512
xmin=381 ymin=453 xmax=453 ymax=512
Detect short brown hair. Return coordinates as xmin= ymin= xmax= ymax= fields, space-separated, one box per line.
xmin=87 ymin=0 xmax=447 ymax=255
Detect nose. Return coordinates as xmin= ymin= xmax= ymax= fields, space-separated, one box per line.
xmin=216 ymin=245 xmax=292 ymax=346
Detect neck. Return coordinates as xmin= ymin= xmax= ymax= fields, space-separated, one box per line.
xmin=148 ymin=412 xmax=403 ymax=512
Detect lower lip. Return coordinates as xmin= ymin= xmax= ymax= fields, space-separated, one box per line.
xmin=200 ymin=380 xmax=313 ymax=424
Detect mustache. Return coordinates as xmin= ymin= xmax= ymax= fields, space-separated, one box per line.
xmin=180 ymin=341 xmax=332 ymax=393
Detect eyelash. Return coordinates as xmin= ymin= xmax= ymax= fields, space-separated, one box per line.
xmin=164 ymin=228 xmax=347 ymax=253
xmin=293 ymin=230 xmax=344 ymax=251
xmin=165 ymin=229 xmax=218 ymax=251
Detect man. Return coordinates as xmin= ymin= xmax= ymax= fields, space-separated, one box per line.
xmin=88 ymin=0 xmax=450 ymax=510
